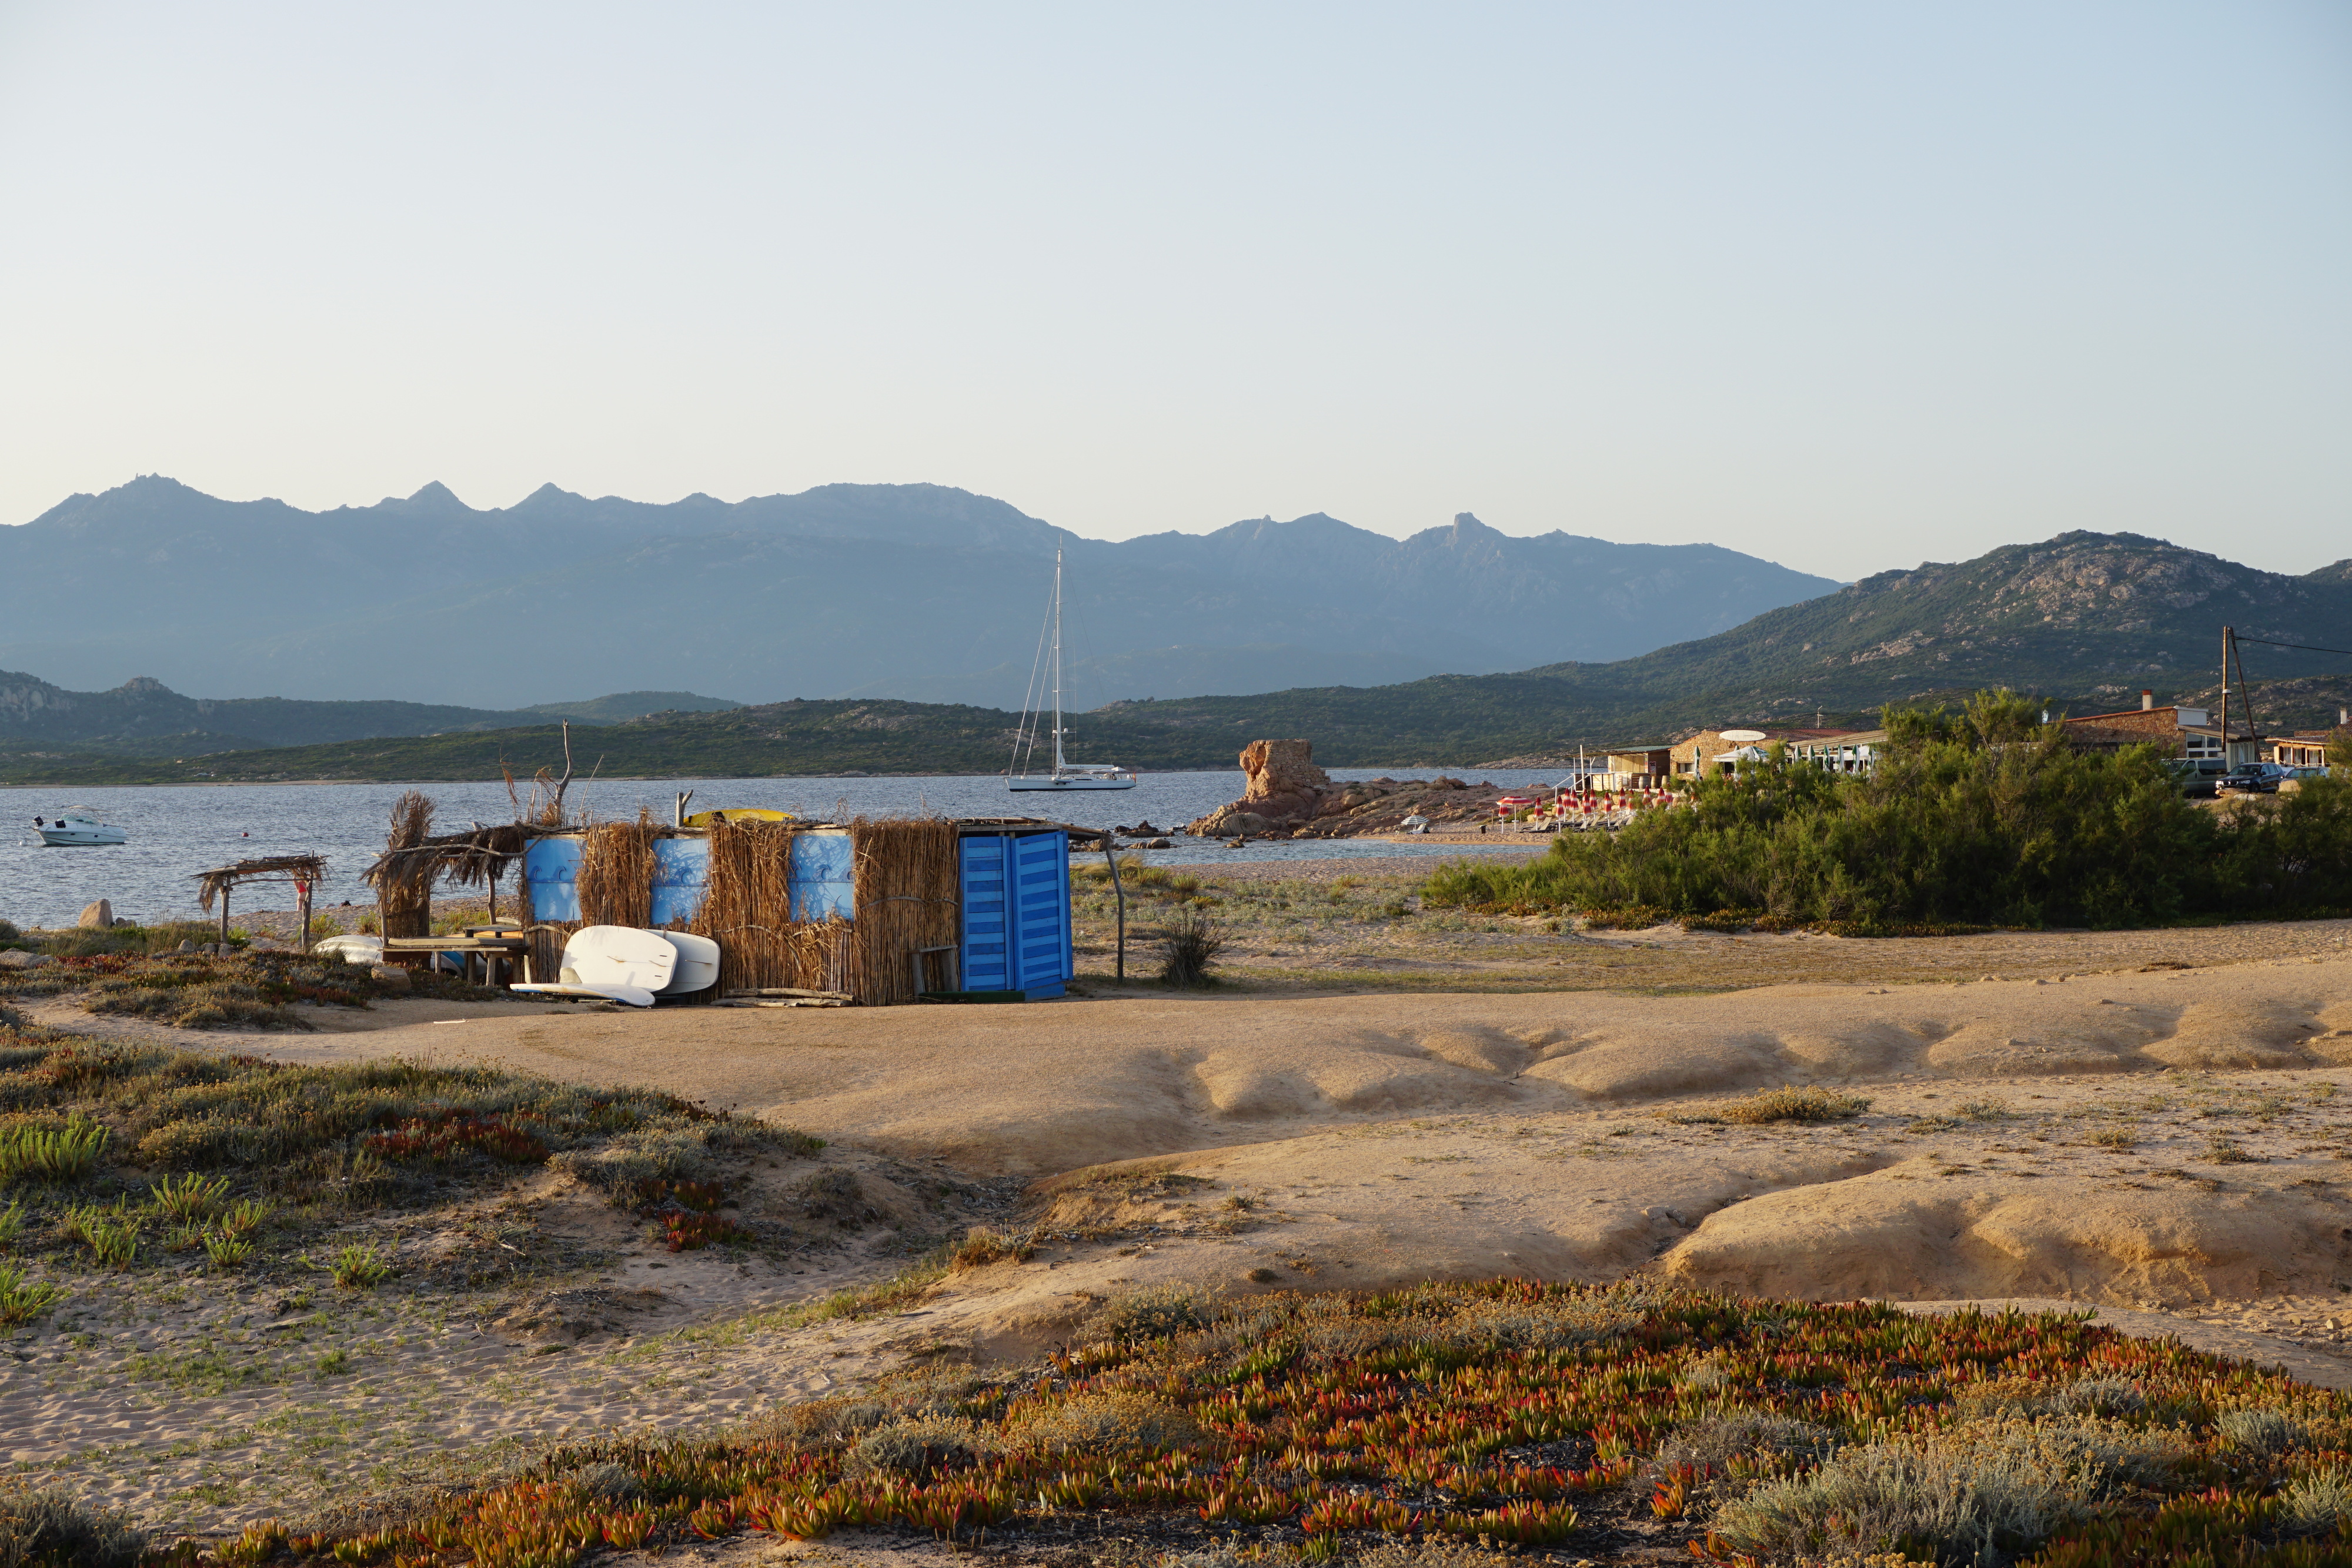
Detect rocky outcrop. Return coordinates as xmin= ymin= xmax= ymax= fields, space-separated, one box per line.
xmin=77 ymin=899 xmax=113 ymax=929
xmin=1185 ymin=739 xmax=1516 ymax=838
xmin=1187 ymin=740 xmax=1331 ymax=835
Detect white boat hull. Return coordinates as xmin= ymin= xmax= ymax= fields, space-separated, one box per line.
xmin=37 ymin=825 xmax=126 ymax=846
xmin=1008 ymin=775 xmax=1137 ymax=791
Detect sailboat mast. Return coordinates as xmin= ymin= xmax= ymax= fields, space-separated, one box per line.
xmin=1051 ymin=542 xmax=1067 ymax=774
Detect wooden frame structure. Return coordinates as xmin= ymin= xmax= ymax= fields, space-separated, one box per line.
xmin=194 ymin=854 xmax=329 ymax=951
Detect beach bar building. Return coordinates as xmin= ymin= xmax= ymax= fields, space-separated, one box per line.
xmin=372 ymin=808 xmax=1084 ymax=1005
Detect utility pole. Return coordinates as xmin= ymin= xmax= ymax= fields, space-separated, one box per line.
xmin=2218 ymin=626 xmax=2231 ymax=769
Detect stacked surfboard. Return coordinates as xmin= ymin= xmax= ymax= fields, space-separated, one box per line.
xmin=513 ymin=926 xmax=721 ymax=1007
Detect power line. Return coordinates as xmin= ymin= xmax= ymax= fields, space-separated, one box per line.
xmin=2234 ymin=637 xmax=2352 ymax=658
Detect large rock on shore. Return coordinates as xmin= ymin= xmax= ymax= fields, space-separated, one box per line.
xmin=1187 ymin=740 xmax=1332 ymax=835
xmin=78 ymin=899 xmax=113 ymax=930
xmin=1185 ymin=739 xmax=1514 ymax=838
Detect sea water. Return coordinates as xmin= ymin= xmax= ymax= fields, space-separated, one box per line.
xmin=0 ymin=768 xmax=1566 ymax=929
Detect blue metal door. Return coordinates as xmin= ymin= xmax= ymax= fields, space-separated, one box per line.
xmin=958 ymin=830 xmax=1070 ymax=997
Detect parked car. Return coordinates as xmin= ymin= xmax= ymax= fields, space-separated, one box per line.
xmin=2220 ymin=762 xmax=2294 ymax=794
xmin=2163 ymin=758 xmax=2221 ymax=798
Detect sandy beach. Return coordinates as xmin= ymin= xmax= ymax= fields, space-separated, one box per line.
xmin=7 ymin=914 xmax=2352 ymax=1537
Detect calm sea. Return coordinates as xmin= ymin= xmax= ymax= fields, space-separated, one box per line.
xmin=0 ymin=768 xmax=1568 ymax=930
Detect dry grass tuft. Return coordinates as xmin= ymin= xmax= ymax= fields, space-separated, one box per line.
xmin=946 ymin=1225 xmax=1035 ymax=1272
xmin=1719 ymin=1085 xmax=1873 ymax=1124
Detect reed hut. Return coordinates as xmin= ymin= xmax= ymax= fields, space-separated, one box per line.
xmin=417 ymin=811 xmax=1090 ymax=1005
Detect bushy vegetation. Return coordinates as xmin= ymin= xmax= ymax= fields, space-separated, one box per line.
xmin=124 ymin=1282 xmax=2352 ymax=1568
xmin=1715 ymin=1086 xmax=1872 ymax=1125
xmin=0 ymin=1480 xmax=147 ymax=1568
xmin=1158 ymin=910 xmax=1228 ymax=987
xmin=0 ymin=1022 xmax=813 ymax=1311
xmin=1426 ymin=691 xmax=2352 ymax=931
xmin=0 ymin=947 xmax=502 ymax=1028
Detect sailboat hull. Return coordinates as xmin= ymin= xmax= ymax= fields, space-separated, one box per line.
xmin=1008 ymin=776 xmax=1136 ymax=791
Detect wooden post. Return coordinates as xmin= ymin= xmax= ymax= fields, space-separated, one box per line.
xmin=219 ymin=887 xmax=230 ymax=950
xmin=1104 ymin=836 xmax=1126 ymax=981
xmin=298 ymin=878 xmax=313 ymax=954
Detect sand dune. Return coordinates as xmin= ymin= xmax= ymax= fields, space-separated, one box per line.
xmin=64 ymin=950 xmax=2347 ymax=1319
xmin=114 ymin=951 xmax=2352 ymax=1171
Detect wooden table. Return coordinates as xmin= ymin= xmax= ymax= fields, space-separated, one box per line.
xmin=380 ymin=935 xmax=532 ymax=988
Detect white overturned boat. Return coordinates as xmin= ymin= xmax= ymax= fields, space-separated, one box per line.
xmin=36 ymin=810 xmax=126 ymax=847
xmin=1008 ymin=541 xmax=1137 ymax=792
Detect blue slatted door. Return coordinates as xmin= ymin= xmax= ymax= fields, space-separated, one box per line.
xmin=1010 ymin=830 xmax=1071 ymax=996
xmin=958 ymin=837 xmax=1011 ymax=991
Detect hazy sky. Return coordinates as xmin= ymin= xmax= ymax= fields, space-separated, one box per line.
xmin=2 ymin=2 xmax=2346 ymax=579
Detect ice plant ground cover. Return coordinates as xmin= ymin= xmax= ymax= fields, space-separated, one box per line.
xmin=112 ymin=1281 xmax=2352 ymax=1568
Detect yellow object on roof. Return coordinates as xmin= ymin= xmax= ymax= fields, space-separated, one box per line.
xmin=683 ymin=808 xmax=796 ymax=828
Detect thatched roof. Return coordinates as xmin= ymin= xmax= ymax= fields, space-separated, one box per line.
xmin=193 ymin=854 xmax=328 ymax=912
xmin=363 ymin=824 xmax=532 ymax=902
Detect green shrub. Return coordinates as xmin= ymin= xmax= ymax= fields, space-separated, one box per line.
xmin=1711 ymin=1422 xmax=2146 ymax=1566
xmin=2216 ymin=1407 xmax=2304 ymax=1455
xmin=0 ymin=1482 xmax=147 ymax=1568
xmin=1646 ymin=1412 xmax=1842 ymax=1490
xmin=2278 ymin=1467 xmax=2352 ymax=1534
xmin=0 ymin=1115 xmax=109 ymax=1185
xmin=149 ymin=1171 xmax=231 ymax=1221
xmin=202 ymin=1231 xmax=254 ymax=1270
xmin=567 ymin=1462 xmax=644 ymax=1503
xmin=330 ymin=1242 xmax=391 ymax=1290
xmin=1098 ymin=1283 xmax=1211 ymax=1340
xmin=0 ymin=1261 xmax=62 ymax=1326
xmin=1424 ymin=699 xmax=2352 ymax=930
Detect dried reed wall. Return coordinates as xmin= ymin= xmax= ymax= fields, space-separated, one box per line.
xmin=514 ymin=815 xmax=965 ymax=1002
xmin=376 ymin=791 xmax=435 ymax=940
xmin=576 ymin=818 xmax=663 ymax=928
xmin=846 ymin=817 xmax=960 ymax=1005
xmin=687 ymin=819 xmax=854 ymax=995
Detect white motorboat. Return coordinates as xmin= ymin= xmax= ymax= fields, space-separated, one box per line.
xmin=1008 ymin=540 xmax=1137 ymax=792
xmin=36 ymin=810 xmax=126 ymax=847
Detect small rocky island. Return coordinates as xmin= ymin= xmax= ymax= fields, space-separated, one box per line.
xmin=1184 ymin=738 xmax=1517 ymax=838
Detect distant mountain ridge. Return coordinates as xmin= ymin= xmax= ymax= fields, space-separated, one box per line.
xmin=1514 ymin=530 xmax=2352 ymax=721
xmin=0 ymin=669 xmax=740 ymax=757
xmin=0 ymin=477 xmax=1839 ymax=708
xmin=7 ymin=531 xmax=2346 ymax=787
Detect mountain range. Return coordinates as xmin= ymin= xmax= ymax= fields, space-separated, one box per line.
xmin=5 ymin=530 xmax=2344 ymax=785
xmin=0 ymin=674 xmax=741 ymax=758
xmin=0 ymin=477 xmax=1839 ymax=710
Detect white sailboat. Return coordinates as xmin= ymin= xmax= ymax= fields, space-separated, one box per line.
xmin=1008 ymin=541 xmax=1137 ymax=793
